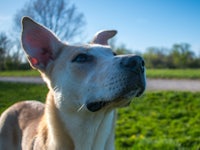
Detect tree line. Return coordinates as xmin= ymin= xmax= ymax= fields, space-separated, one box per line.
xmin=1 ymin=30 xmax=200 ymax=70
xmin=114 ymin=43 xmax=200 ymax=69
xmin=142 ymin=43 xmax=200 ymax=69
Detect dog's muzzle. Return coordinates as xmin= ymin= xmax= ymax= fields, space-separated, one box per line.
xmin=87 ymin=55 xmax=146 ymax=112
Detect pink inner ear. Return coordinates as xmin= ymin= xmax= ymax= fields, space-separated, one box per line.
xmin=91 ymin=30 xmax=117 ymax=45
xmin=25 ymin=28 xmax=51 ymax=49
xmin=29 ymin=57 xmax=39 ymax=65
xmin=95 ymin=36 xmax=108 ymax=45
xmin=24 ymin=29 xmax=54 ymax=67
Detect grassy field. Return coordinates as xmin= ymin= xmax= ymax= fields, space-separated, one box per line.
xmin=0 ymin=82 xmax=199 ymax=149
xmin=0 ymin=82 xmax=48 ymax=113
xmin=146 ymin=69 xmax=200 ymax=79
xmin=0 ymin=69 xmax=200 ymax=79
xmin=0 ymin=70 xmax=40 ymax=77
xmin=116 ymin=92 xmax=200 ymax=149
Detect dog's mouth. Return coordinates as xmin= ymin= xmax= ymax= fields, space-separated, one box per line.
xmin=86 ymin=101 xmax=110 ymax=112
xmin=86 ymin=88 xmax=143 ymax=112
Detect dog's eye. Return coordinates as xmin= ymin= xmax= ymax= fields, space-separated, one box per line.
xmin=72 ymin=53 xmax=92 ymax=63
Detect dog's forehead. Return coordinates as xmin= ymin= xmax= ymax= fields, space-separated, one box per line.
xmin=60 ymin=44 xmax=114 ymax=61
xmin=84 ymin=44 xmax=113 ymax=56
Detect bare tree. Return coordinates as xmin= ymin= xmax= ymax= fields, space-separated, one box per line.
xmin=9 ymin=0 xmax=85 ymax=69
xmin=13 ymin=0 xmax=85 ymax=41
xmin=0 ymin=32 xmax=11 ymax=70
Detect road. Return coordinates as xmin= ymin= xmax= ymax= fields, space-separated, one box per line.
xmin=0 ymin=77 xmax=200 ymax=92
xmin=147 ymin=79 xmax=200 ymax=92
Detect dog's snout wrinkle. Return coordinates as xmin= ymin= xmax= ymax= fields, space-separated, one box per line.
xmin=120 ymin=55 xmax=145 ymax=73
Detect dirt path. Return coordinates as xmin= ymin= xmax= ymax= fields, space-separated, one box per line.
xmin=0 ymin=77 xmax=43 ymax=84
xmin=146 ymin=79 xmax=200 ymax=92
xmin=0 ymin=77 xmax=200 ymax=92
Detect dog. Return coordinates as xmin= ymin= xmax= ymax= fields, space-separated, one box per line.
xmin=0 ymin=17 xmax=146 ymax=150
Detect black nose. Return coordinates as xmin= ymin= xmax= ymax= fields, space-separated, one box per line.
xmin=120 ymin=55 xmax=145 ymax=73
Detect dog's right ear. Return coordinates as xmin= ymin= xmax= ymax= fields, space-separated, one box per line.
xmin=21 ymin=17 xmax=62 ymax=71
xmin=91 ymin=30 xmax=117 ymax=45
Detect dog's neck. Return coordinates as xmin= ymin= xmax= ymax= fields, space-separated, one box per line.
xmin=40 ymin=91 xmax=115 ymax=150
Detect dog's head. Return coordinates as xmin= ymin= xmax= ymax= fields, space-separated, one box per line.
xmin=21 ymin=17 xmax=146 ymax=112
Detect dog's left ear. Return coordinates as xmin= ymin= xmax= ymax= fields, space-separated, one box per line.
xmin=21 ymin=17 xmax=62 ymax=71
xmin=91 ymin=30 xmax=117 ymax=45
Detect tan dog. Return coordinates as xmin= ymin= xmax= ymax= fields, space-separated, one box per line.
xmin=0 ymin=17 xmax=146 ymax=150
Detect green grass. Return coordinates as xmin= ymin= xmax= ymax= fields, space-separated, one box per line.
xmin=0 ymin=82 xmax=47 ymax=113
xmin=1 ymin=69 xmax=200 ymax=79
xmin=116 ymin=92 xmax=200 ymax=149
xmin=0 ymin=70 xmax=39 ymax=77
xmin=146 ymin=69 xmax=200 ymax=79
xmin=0 ymin=82 xmax=200 ymax=149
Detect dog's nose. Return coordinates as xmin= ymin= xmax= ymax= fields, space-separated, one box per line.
xmin=120 ymin=55 xmax=145 ymax=73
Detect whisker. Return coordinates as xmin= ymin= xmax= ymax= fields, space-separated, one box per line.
xmin=77 ymin=104 xmax=85 ymax=112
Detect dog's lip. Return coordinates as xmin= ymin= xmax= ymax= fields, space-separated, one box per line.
xmin=86 ymin=89 xmax=143 ymax=112
xmin=86 ymin=101 xmax=110 ymax=112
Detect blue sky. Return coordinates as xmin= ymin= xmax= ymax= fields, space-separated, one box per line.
xmin=0 ymin=0 xmax=200 ymax=54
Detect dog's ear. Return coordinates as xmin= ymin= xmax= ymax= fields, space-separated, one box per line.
xmin=21 ymin=17 xmax=62 ymax=70
xmin=91 ymin=30 xmax=117 ymax=45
